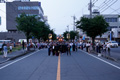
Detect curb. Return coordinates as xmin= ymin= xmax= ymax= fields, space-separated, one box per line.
xmin=9 ymin=50 xmax=35 ymax=60
xmin=101 ymin=55 xmax=117 ymax=62
xmin=0 ymin=50 xmax=35 ymax=64
xmin=81 ymin=49 xmax=118 ymax=62
xmin=93 ymin=53 xmax=117 ymax=62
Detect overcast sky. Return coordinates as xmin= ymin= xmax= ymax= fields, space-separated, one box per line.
xmin=1 ymin=0 xmax=120 ymax=34
xmin=31 ymin=0 xmax=120 ymax=35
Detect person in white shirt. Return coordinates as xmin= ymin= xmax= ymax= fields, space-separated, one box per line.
xmin=86 ymin=42 xmax=90 ymax=52
xmin=9 ymin=45 xmax=12 ymax=53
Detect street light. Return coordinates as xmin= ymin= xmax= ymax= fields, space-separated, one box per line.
xmin=48 ymin=34 xmax=52 ymax=42
xmin=67 ymin=33 xmax=70 ymax=40
xmin=48 ymin=34 xmax=52 ymax=39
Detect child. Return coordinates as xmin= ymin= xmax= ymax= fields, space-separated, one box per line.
xmin=9 ymin=45 xmax=12 ymax=53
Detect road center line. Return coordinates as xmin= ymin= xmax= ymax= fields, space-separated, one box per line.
xmin=80 ymin=50 xmax=120 ymax=70
xmin=0 ymin=50 xmax=40 ymax=70
xmin=56 ymin=54 xmax=61 ymax=80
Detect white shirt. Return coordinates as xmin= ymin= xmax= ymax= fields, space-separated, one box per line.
xmin=10 ymin=46 xmax=12 ymax=50
xmin=107 ymin=44 xmax=110 ymax=48
xmin=86 ymin=43 xmax=90 ymax=47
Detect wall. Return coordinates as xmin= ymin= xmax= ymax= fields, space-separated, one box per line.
xmin=0 ymin=3 xmax=7 ymax=32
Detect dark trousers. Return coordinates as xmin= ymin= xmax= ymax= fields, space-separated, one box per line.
xmin=108 ymin=48 xmax=110 ymax=56
xmin=48 ymin=48 xmax=51 ymax=56
xmin=86 ymin=46 xmax=88 ymax=52
xmin=67 ymin=49 xmax=71 ymax=55
xmin=52 ymin=49 xmax=55 ymax=56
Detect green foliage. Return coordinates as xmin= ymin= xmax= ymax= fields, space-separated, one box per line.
xmin=16 ymin=13 xmax=37 ymax=43
xmin=63 ymin=31 xmax=78 ymax=40
xmin=16 ymin=13 xmax=57 ymax=42
xmin=49 ymin=29 xmax=57 ymax=40
xmin=70 ymin=31 xmax=78 ymax=40
xmin=33 ymin=22 xmax=57 ymax=41
xmin=63 ymin=31 xmax=69 ymax=40
xmin=0 ymin=52 xmax=2 ymax=55
xmin=76 ymin=15 xmax=109 ymax=50
xmin=76 ymin=16 xmax=109 ymax=38
xmin=32 ymin=21 xmax=45 ymax=42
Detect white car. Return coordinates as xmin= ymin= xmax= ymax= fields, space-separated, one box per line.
xmin=107 ymin=41 xmax=118 ymax=48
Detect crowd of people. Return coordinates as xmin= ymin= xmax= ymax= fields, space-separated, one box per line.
xmin=1 ymin=42 xmax=13 ymax=58
xmin=47 ymin=41 xmax=79 ymax=56
xmin=82 ymin=41 xmax=111 ymax=57
xmin=35 ymin=41 xmax=112 ymax=57
xmin=0 ymin=40 xmax=112 ymax=58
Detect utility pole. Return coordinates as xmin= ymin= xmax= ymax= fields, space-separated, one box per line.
xmin=72 ymin=15 xmax=76 ymax=31
xmin=89 ymin=0 xmax=92 ymax=18
xmin=67 ymin=25 xmax=69 ymax=32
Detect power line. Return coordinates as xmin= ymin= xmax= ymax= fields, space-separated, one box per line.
xmin=110 ymin=7 xmax=120 ymax=14
xmin=98 ymin=0 xmax=109 ymax=8
xmin=99 ymin=0 xmax=113 ymax=11
xmin=101 ymin=0 xmax=118 ymax=13
xmin=93 ymin=0 xmax=98 ymax=4
xmin=103 ymin=2 xmax=120 ymax=14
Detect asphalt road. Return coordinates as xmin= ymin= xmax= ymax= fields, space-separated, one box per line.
xmin=110 ymin=46 xmax=120 ymax=60
xmin=111 ymin=46 xmax=120 ymax=53
xmin=0 ymin=49 xmax=120 ymax=80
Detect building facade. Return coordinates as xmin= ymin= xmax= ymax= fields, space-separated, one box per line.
xmin=0 ymin=1 xmax=44 ymax=41
xmin=78 ymin=10 xmax=120 ymax=41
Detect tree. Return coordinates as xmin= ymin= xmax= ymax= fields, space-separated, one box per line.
xmin=41 ymin=25 xmax=51 ymax=41
xmin=16 ymin=13 xmax=37 ymax=44
xmin=49 ymin=29 xmax=57 ymax=40
xmin=63 ymin=31 xmax=69 ymax=40
xmin=70 ymin=31 xmax=78 ymax=40
xmin=76 ymin=16 xmax=109 ymax=50
xmin=32 ymin=21 xmax=45 ymax=42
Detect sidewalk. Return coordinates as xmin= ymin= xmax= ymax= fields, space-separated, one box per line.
xmin=0 ymin=49 xmax=35 ymax=64
xmin=81 ymin=48 xmax=120 ymax=63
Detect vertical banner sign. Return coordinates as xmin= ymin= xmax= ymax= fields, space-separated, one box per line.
xmin=82 ymin=35 xmax=85 ymax=40
xmin=110 ymin=31 xmax=112 ymax=41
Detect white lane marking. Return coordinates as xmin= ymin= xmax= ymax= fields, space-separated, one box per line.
xmin=0 ymin=50 xmax=40 ymax=70
xmin=80 ymin=50 xmax=120 ymax=70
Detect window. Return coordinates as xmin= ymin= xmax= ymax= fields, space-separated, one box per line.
xmin=18 ymin=14 xmax=37 ymax=17
xmin=107 ymin=26 xmax=118 ymax=31
xmin=18 ymin=6 xmax=39 ymax=10
xmin=0 ymin=17 xmax=1 ymax=25
xmin=110 ymin=26 xmax=118 ymax=28
xmin=105 ymin=18 xmax=117 ymax=22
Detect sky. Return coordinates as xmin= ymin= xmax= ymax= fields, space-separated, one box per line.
xmin=1 ymin=0 xmax=120 ymax=34
xmin=32 ymin=0 xmax=120 ymax=35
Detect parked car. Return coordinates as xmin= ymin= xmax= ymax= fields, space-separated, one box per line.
xmin=107 ymin=41 xmax=118 ymax=48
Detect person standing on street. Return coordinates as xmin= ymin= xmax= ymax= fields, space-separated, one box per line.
xmin=73 ymin=43 xmax=75 ymax=51
xmin=9 ymin=45 xmax=12 ymax=53
xmin=96 ymin=42 xmax=99 ymax=53
xmin=52 ymin=44 xmax=55 ymax=56
xmin=3 ymin=44 xmax=8 ymax=58
xmin=75 ymin=42 xmax=78 ymax=52
xmin=107 ymin=43 xmax=111 ymax=57
xmin=22 ymin=40 xmax=25 ymax=50
xmin=86 ymin=42 xmax=89 ymax=52
xmin=48 ymin=44 xmax=52 ymax=56
xmin=102 ymin=42 xmax=106 ymax=57
xmin=67 ymin=43 xmax=71 ymax=56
